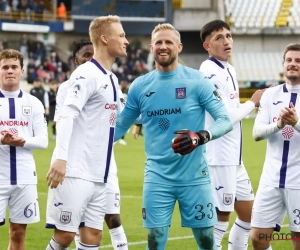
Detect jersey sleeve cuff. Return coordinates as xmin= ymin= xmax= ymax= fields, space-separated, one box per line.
xmin=293 ymin=119 xmax=300 ymax=133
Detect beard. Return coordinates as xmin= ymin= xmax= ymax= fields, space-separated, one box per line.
xmin=155 ymin=54 xmax=177 ymax=68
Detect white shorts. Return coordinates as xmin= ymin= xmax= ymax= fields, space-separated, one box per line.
xmin=0 ymin=184 xmax=40 ymax=225
xmin=209 ymin=164 xmax=254 ymax=212
xmin=251 ymin=184 xmax=300 ymax=232
xmin=106 ymin=172 xmax=121 ymax=214
xmin=46 ymin=177 xmax=106 ymax=233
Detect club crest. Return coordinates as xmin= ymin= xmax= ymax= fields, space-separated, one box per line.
xmin=223 ymin=193 xmax=233 ymax=205
xmin=60 ymin=211 xmax=72 ymax=224
xmin=22 ymin=106 xmax=32 ymax=116
xmin=175 ymin=88 xmax=186 ymax=99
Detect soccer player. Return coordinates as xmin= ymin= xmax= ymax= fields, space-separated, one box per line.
xmin=45 ymin=15 xmax=129 ymax=250
xmin=0 ymin=49 xmax=48 ymax=250
xmin=250 ymin=43 xmax=300 ymax=250
xmin=199 ymin=20 xmax=265 ymax=250
xmin=114 ymin=23 xmax=232 ymax=250
xmin=55 ymin=40 xmax=129 ymax=250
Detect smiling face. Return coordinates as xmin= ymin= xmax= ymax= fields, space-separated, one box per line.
xmin=106 ymin=22 xmax=129 ymax=58
xmin=284 ymin=50 xmax=300 ymax=85
xmin=0 ymin=58 xmax=24 ymax=91
xmin=150 ymin=29 xmax=182 ymax=72
xmin=203 ymin=27 xmax=233 ymax=62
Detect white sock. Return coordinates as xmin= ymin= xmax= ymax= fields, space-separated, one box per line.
xmin=214 ymin=221 xmax=229 ymax=249
xmin=109 ymin=225 xmax=128 ymax=250
xmin=46 ymin=237 xmax=69 ymax=250
xmin=228 ymin=218 xmax=251 ymax=250
xmin=77 ymin=242 xmax=99 ymax=250
xmin=74 ymin=231 xmax=80 ymax=249
xmin=265 ymin=245 xmax=272 ymax=250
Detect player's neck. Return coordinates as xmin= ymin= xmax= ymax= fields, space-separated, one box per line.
xmin=92 ymin=51 xmax=114 ymax=71
xmin=286 ymin=79 xmax=300 ymax=87
xmin=1 ymin=84 xmax=20 ymax=92
xmin=156 ymin=61 xmax=179 ymax=72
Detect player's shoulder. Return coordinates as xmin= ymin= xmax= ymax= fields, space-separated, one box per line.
xmin=131 ymin=70 xmax=156 ymax=87
xmin=264 ymin=84 xmax=284 ymax=97
xmin=22 ymin=91 xmax=44 ymax=108
xmin=178 ymin=64 xmax=205 ymax=80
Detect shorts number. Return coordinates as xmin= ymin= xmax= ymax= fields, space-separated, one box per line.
xmin=24 ymin=202 xmax=37 ymax=218
xmin=195 ymin=204 xmax=205 ymax=220
xmin=293 ymin=209 xmax=300 ymax=225
xmin=114 ymin=193 xmax=120 ymax=207
xmin=195 ymin=202 xmax=214 ymax=220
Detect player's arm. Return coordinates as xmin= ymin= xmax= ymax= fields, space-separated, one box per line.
xmin=54 ymin=81 xmax=68 ymax=122
xmin=252 ymin=90 xmax=281 ymax=141
xmin=172 ymin=77 xmax=232 ymax=155
xmin=22 ymin=99 xmax=48 ymax=149
xmin=201 ymin=68 xmax=262 ymax=124
xmin=114 ymin=80 xmax=141 ymax=141
xmin=200 ymin=77 xmax=232 ymax=139
xmin=47 ymin=76 xmax=92 ymax=188
xmin=117 ymin=88 xmax=142 ymax=125
xmin=44 ymin=89 xmax=50 ymax=115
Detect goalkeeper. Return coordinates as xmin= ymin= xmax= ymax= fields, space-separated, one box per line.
xmin=114 ymin=23 xmax=232 ymax=250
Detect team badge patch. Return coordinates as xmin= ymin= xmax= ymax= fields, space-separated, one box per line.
xmin=213 ymin=90 xmax=221 ymax=101
xmin=175 ymin=88 xmax=186 ymax=99
xmin=142 ymin=208 xmax=146 ymax=220
xmin=60 ymin=211 xmax=72 ymax=224
xmin=223 ymin=193 xmax=233 ymax=205
xmin=22 ymin=106 xmax=32 ymax=116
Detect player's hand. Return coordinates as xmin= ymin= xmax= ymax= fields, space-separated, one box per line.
xmin=132 ymin=125 xmax=141 ymax=139
xmin=1 ymin=131 xmax=25 ymax=147
xmin=171 ymin=129 xmax=210 ymax=156
xmin=250 ymin=89 xmax=266 ymax=107
xmin=280 ymin=102 xmax=298 ymax=126
xmin=46 ymin=159 xmax=66 ymax=189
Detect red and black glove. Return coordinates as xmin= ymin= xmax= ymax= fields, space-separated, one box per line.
xmin=171 ymin=129 xmax=210 ymax=155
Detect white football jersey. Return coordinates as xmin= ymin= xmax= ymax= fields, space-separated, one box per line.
xmin=200 ymin=57 xmax=242 ymax=165
xmin=0 ymin=89 xmax=47 ymax=185
xmin=255 ymin=84 xmax=300 ymax=189
xmin=52 ymin=59 xmax=123 ymax=182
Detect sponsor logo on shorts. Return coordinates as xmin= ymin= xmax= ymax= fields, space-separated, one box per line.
xmin=60 ymin=211 xmax=72 ymax=224
xmin=223 ymin=193 xmax=233 ymax=205
xmin=142 ymin=208 xmax=146 ymax=220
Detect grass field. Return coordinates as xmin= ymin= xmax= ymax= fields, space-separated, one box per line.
xmin=0 ymin=118 xmax=292 ymax=249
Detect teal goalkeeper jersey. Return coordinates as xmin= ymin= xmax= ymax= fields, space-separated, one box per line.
xmin=115 ymin=64 xmax=232 ymax=185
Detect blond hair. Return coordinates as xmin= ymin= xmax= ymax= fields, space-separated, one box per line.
xmin=151 ymin=23 xmax=181 ymax=43
xmin=89 ymin=15 xmax=121 ymax=46
xmin=0 ymin=49 xmax=24 ymax=69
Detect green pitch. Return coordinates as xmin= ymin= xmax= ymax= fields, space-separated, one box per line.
xmin=0 ymin=118 xmax=292 ymax=249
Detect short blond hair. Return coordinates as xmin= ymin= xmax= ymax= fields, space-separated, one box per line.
xmin=0 ymin=49 xmax=24 ymax=69
xmin=89 ymin=15 xmax=121 ymax=46
xmin=151 ymin=23 xmax=181 ymax=43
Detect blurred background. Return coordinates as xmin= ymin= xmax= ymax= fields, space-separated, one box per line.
xmin=1 ymin=0 xmax=300 ymax=99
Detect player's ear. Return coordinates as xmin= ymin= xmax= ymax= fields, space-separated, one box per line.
xmin=177 ymin=42 xmax=183 ymax=53
xmin=74 ymin=57 xmax=79 ymax=66
xmin=100 ymin=35 xmax=108 ymax=45
xmin=150 ymin=44 xmax=154 ymax=54
xmin=203 ymin=42 xmax=210 ymax=51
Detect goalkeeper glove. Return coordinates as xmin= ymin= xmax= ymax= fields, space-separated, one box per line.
xmin=171 ymin=129 xmax=210 ymax=156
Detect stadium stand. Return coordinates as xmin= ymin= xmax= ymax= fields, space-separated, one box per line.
xmin=225 ymin=0 xmax=300 ymax=29
xmin=232 ymin=52 xmax=283 ymax=82
xmin=72 ymin=0 xmax=164 ymax=18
